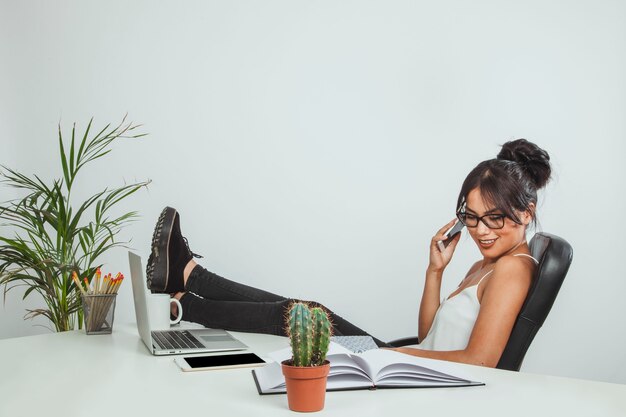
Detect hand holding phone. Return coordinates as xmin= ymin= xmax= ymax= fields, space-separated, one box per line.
xmin=436 ymin=220 xmax=464 ymax=252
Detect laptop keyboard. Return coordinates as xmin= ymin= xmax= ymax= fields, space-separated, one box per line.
xmin=152 ymin=330 xmax=204 ymax=350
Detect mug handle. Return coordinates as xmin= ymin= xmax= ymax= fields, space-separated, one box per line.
xmin=170 ymin=298 xmax=183 ymax=325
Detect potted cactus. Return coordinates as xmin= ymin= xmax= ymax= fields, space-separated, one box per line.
xmin=281 ymin=301 xmax=333 ymax=412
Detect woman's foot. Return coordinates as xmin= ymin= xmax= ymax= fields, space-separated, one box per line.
xmin=146 ymin=206 xmax=201 ymax=293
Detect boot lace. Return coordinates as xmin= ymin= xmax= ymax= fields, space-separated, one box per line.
xmin=183 ymin=237 xmax=203 ymax=259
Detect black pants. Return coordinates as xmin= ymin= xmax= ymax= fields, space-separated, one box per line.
xmin=179 ymin=265 xmax=388 ymax=347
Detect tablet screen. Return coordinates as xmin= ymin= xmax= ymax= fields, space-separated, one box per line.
xmin=184 ymin=353 xmax=265 ymax=369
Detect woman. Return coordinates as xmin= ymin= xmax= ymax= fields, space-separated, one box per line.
xmin=395 ymin=138 xmax=550 ymax=366
xmin=146 ymin=138 xmax=551 ymax=367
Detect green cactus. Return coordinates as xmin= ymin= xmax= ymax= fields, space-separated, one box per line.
xmin=311 ymin=307 xmax=331 ymax=365
xmin=288 ymin=302 xmax=313 ymax=366
xmin=286 ymin=302 xmax=333 ymax=367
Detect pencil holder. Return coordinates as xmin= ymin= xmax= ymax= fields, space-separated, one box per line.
xmin=82 ymin=294 xmax=117 ymax=335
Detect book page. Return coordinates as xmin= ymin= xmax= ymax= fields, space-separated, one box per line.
xmin=253 ymin=361 xmax=287 ymax=394
xmin=356 ymin=349 xmax=479 ymax=386
xmin=327 ymin=353 xmax=370 ymax=380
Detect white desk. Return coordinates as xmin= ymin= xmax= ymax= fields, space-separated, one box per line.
xmin=1 ymin=323 xmax=624 ymax=417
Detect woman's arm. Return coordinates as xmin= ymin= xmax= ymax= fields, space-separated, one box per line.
xmin=402 ymin=255 xmax=534 ymax=367
xmin=418 ymin=267 xmax=443 ymax=341
xmin=418 ymin=219 xmax=462 ymax=340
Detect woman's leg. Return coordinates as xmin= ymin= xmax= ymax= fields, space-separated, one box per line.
xmin=149 ymin=206 xmax=389 ymax=346
xmin=178 ymin=293 xmax=290 ymax=336
xmin=181 ymin=263 xmax=388 ymax=345
xmin=176 ymin=289 xmax=389 ymax=347
xmin=185 ymin=263 xmax=286 ymax=302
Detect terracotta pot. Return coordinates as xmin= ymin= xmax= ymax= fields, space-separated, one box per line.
xmin=281 ymin=360 xmax=331 ymax=412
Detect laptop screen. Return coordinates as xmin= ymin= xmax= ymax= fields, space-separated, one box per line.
xmin=128 ymin=252 xmax=155 ymax=351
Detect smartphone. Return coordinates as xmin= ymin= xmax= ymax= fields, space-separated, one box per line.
xmin=437 ymin=221 xmax=465 ymax=252
xmin=174 ymin=352 xmax=266 ymax=372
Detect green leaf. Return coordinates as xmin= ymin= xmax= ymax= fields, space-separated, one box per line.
xmin=69 ymin=123 xmax=76 ymax=182
xmin=22 ymin=285 xmax=38 ymax=300
xmin=58 ymin=125 xmax=71 ymax=192
xmin=76 ymin=118 xmax=93 ymax=164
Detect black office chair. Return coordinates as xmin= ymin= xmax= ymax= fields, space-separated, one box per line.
xmin=388 ymin=232 xmax=573 ymax=371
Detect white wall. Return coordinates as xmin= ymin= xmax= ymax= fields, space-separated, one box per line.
xmin=1 ymin=0 xmax=624 ymax=384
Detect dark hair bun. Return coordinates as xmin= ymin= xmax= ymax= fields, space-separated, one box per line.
xmin=497 ymin=139 xmax=551 ymax=189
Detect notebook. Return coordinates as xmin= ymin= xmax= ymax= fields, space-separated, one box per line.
xmin=128 ymin=251 xmax=248 ymax=355
xmin=252 ymin=343 xmax=484 ymax=394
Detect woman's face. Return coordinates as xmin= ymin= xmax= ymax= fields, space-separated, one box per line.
xmin=464 ymin=188 xmax=532 ymax=261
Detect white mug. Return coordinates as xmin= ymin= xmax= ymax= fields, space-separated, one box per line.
xmin=148 ymin=294 xmax=183 ymax=330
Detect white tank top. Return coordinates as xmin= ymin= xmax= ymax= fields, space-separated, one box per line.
xmin=416 ymin=254 xmax=538 ymax=351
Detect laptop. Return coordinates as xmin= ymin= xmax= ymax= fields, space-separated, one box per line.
xmin=128 ymin=251 xmax=248 ymax=355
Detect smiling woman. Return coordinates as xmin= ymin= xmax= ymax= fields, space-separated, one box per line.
xmin=460 ymin=189 xmax=533 ymax=260
xmin=396 ymin=139 xmax=552 ymax=367
xmin=144 ymin=138 xmax=552 ymax=369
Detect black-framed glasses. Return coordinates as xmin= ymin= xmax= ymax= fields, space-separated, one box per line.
xmin=456 ymin=212 xmax=507 ymax=229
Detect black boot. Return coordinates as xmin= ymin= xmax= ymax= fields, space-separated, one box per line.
xmin=146 ymin=207 xmax=202 ymax=293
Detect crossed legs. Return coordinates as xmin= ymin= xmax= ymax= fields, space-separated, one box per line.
xmin=147 ymin=207 xmax=388 ymax=347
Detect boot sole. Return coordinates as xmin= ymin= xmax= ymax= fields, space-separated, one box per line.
xmin=146 ymin=206 xmax=177 ymax=292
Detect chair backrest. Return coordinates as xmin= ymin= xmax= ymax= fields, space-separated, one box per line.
xmin=496 ymin=232 xmax=573 ymax=371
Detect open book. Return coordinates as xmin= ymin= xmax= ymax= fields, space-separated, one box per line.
xmin=252 ymin=343 xmax=484 ymax=394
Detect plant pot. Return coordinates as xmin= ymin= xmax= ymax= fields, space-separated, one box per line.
xmin=281 ymin=360 xmax=330 ymax=412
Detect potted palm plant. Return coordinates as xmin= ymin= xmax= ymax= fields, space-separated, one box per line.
xmin=0 ymin=116 xmax=149 ymax=332
xmin=282 ymin=302 xmax=333 ymax=412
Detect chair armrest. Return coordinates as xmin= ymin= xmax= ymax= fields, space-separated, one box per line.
xmin=387 ymin=336 xmax=420 ymax=347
